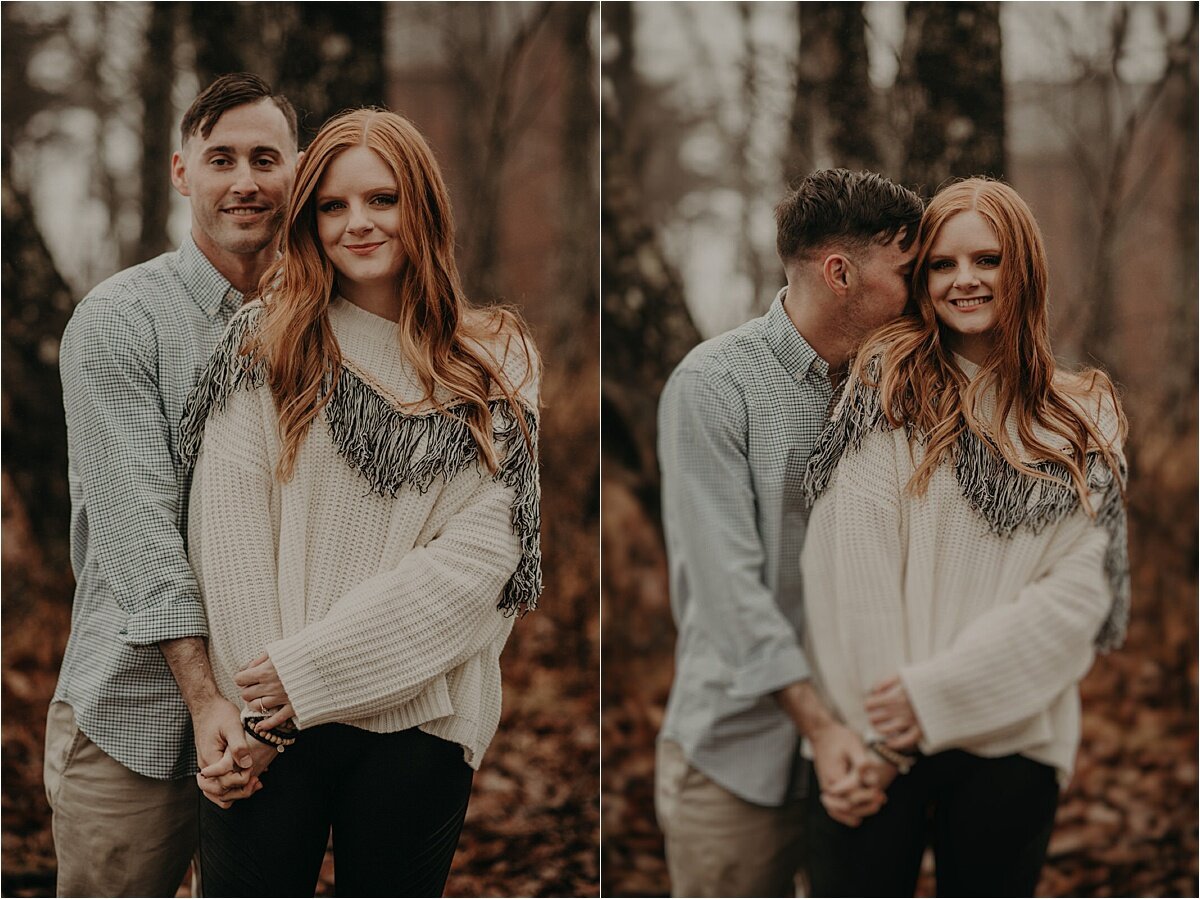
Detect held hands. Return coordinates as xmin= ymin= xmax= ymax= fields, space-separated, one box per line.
xmin=234 ymin=653 xmax=296 ymax=733
xmin=810 ymin=672 xmax=925 ymax=829
xmin=197 ymin=739 xmax=276 ymax=808
xmin=808 ymin=719 xmax=890 ymax=828
xmin=865 ymin=675 xmax=924 ymax=751
xmin=196 ymin=653 xmax=296 ymax=809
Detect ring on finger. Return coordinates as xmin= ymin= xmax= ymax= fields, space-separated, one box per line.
xmin=257 ymin=698 xmax=266 ymax=714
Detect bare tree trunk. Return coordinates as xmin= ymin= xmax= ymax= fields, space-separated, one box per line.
xmin=187 ymin=3 xmax=386 ymax=143
xmin=1165 ymin=5 xmax=1198 ymax=431
xmin=554 ymin=2 xmax=599 ymax=365
xmin=1 ymin=167 xmax=76 ymax=589
xmin=138 ymin=2 xmax=176 ymax=262
xmin=186 ymin=2 xmax=244 ymax=89
xmin=786 ymin=2 xmax=880 ymax=179
xmin=601 ymin=83 xmax=699 ymax=506
xmin=732 ymin=3 xmax=768 ymax=310
xmin=444 ymin=3 xmax=554 ymax=301
xmin=897 ymin=2 xmax=1005 ymax=197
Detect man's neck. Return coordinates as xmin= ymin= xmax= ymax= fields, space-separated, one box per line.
xmin=192 ymin=231 xmax=275 ymax=297
xmin=781 ymin=285 xmax=855 ymax=371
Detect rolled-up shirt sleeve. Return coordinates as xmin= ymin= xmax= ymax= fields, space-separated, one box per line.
xmin=658 ymin=367 xmax=810 ymax=700
xmin=60 ymin=296 xmax=207 ymax=645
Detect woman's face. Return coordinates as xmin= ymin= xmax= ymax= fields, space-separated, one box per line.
xmin=315 ymin=145 xmax=405 ymax=295
xmin=925 ymin=210 xmax=1002 ymax=363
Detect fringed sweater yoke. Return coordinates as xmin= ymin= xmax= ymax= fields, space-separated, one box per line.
xmin=799 ymin=355 xmax=1127 ymax=785
xmin=183 ymin=297 xmax=540 ymax=769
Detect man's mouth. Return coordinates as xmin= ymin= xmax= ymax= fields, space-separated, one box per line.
xmin=222 ymin=206 xmax=267 ymax=218
xmin=950 ymin=296 xmax=992 ymax=309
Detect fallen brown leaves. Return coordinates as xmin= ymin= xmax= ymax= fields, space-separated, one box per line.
xmin=600 ymin=444 xmax=1199 ymax=898
xmin=1 ymin=344 xmax=600 ymax=898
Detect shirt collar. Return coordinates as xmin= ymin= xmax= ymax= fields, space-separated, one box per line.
xmin=765 ymin=288 xmax=829 ymax=383
xmin=177 ymin=233 xmax=245 ymax=319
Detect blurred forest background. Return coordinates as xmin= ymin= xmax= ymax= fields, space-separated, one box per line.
xmin=601 ymin=2 xmax=1197 ymax=897
xmin=1 ymin=2 xmax=598 ymax=896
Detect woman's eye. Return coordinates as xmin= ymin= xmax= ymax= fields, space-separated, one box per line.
xmin=979 ymin=255 xmax=1001 ymax=267
xmin=930 ymin=260 xmax=953 ymax=272
xmin=318 ymin=201 xmax=345 ymax=213
xmin=371 ymin=194 xmax=397 ymax=207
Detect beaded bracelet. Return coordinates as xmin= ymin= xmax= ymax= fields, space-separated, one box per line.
xmin=868 ymin=740 xmax=918 ymax=775
xmin=243 ymin=719 xmax=295 ymax=753
xmin=242 ymin=712 xmax=298 ymax=741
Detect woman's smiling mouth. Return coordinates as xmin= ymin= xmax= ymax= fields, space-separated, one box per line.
xmin=344 ymin=242 xmax=385 ymax=255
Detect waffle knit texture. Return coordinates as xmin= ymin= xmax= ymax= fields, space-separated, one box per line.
xmin=800 ymin=354 xmax=1126 ymax=785
xmin=184 ymin=297 xmax=540 ymax=769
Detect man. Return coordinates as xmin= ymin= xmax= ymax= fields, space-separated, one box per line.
xmin=45 ymin=73 xmax=299 ymax=896
xmin=655 ymin=169 xmax=924 ymax=897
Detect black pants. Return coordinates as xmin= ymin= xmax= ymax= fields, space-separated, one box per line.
xmin=198 ymin=724 xmax=474 ymax=897
xmin=806 ymin=750 xmax=1059 ymax=897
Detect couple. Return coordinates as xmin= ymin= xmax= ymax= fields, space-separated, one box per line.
xmin=656 ymin=170 xmax=1128 ymax=896
xmin=47 ymin=74 xmax=540 ymax=897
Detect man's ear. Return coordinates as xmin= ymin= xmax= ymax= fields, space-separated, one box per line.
xmin=170 ymin=151 xmax=190 ymax=198
xmin=821 ymin=253 xmax=853 ymax=297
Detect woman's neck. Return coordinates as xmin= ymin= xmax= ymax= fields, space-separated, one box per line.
xmin=340 ymin=282 xmax=401 ymax=323
xmin=943 ymin=330 xmax=995 ymax=366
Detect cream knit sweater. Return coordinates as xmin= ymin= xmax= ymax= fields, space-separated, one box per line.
xmin=800 ymin=355 xmax=1126 ymax=784
xmin=185 ymin=297 xmax=540 ymax=768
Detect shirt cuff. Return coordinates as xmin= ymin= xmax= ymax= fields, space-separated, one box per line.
xmin=120 ymin=599 xmax=208 ymax=646
xmin=727 ymin=642 xmax=811 ymax=700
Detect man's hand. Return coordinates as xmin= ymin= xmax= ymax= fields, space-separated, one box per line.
xmin=235 ymin=654 xmax=295 ymax=732
xmin=809 ymin=719 xmax=887 ymax=827
xmin=774 ymin=681 xmax=887 ymax=827
xmin=865 ymin=675 xmax=923 ymax=751
xmin=159 ymin=636 xmax=253 ymax=771
xmin=190 ymin=694 xmax=255 ymax=772
xmin=197 ymin=740 xmax=277 ymax=808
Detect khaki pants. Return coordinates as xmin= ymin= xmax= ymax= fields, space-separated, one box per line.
xmin=655 ymin=739 xmax=805 ymax=898
xmin=43 ymin=701 xmax=198 ymax=898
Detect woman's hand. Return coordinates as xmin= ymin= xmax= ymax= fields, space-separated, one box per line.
xmin=235 ymin=653 xmax=296 ymax=732
xmin=865 ymin=675 xmax=924 ymax=750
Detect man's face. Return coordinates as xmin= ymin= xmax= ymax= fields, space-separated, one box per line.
xmin=847 ymin=232 xmax=916 ymax=336
xmin=171 ymin=99 xmax=297 ymax=266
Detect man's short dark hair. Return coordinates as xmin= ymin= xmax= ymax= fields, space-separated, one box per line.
xmin=775 ymin=169 xmax=924 ymax=263
xmin=180 ymin=72 xmax=298 ymax=148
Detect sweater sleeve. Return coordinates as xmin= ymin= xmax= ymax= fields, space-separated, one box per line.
xmin=899 ymin=511 xmax=1110 ymax=752
xmin=813 ymin=427 xmax=910 ymax=740
xmin=187 ymin=383 xmax=282 ymax=710
xmin=264 ymin=464 xmax=522 ymax=728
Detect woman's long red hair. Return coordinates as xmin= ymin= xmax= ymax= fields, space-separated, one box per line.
xmin=854 ymin=178 xmax=1125 ymax=510
xmin=249 ymin=108 xmax=536 ymax=481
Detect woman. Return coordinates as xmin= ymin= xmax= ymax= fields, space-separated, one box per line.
xmin=799 ymin=177 xmax=1127 ymax=896
xmin=179 ymin=108 xmax=540 ymax=896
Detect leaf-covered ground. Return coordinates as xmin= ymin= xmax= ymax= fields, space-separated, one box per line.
xmin=601 ymin=438 xmax=1199 ymax=897
xmin=2 ymin=352 xmax=600 ymax=898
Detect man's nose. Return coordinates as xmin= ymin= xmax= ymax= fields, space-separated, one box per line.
xmin=231 ymin=161 xmax=260 ymax=195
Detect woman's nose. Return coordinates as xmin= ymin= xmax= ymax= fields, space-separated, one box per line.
xmin=346 ymin=205 xmax=373 ymax=234
xmin=954 ymin=266 xmax=980 ymax=289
